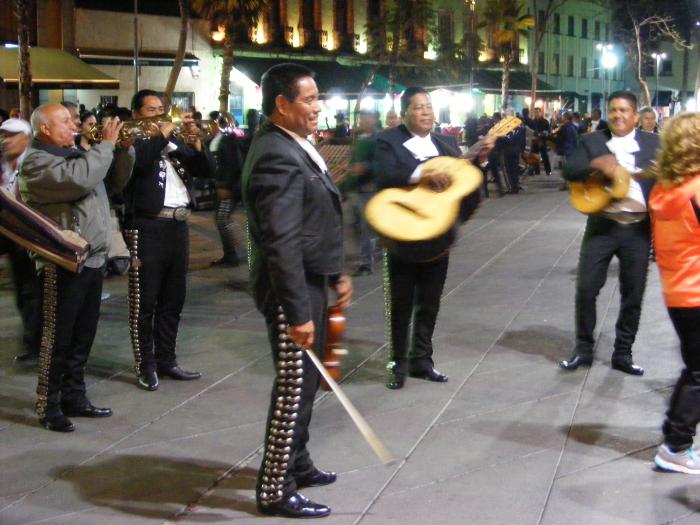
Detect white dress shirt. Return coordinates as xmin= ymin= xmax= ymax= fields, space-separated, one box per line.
xmin=162 ymin=142 xmax=190 ymax=207
xmin=605 ymin=130 xmax=646 ymax=209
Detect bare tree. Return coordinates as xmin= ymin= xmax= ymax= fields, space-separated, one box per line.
xmin=612 ymin=0 xmax=691 ymax=107
xmin=529 ymin=0 xmax=568 ymax=112
xmin=15 ymin=0 xmax=32 ymax=119
xmin=163 ymin=0 xmax=190 ymax=109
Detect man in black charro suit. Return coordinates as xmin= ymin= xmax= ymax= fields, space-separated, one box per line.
xmin=559 ymin=91 xmax=659 ymax=375
xmin=373 ymin=87 xmax=485 ymax=390
xmin=124 ymin=90 xmax=203 ymax=391
xmin=243 ymin=63 xmax=352 ymax=519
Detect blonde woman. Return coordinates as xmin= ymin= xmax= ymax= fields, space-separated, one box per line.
xmin=649 ymin=112 xmax=700 ymax=474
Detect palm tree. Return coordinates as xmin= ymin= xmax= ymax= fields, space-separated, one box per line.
xmin=163 ymin=0 xmax=190 ymax=108
xmin=15 ymin=0 xmax=32 ymax=119
xmin=191 ymin=0 xmax=267 ymax=112
xmin=480 ymin=0 xmax=533 ymax=110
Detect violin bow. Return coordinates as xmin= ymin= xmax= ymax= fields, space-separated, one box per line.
xmin=304 ymin=347 xmax=395 ymax=464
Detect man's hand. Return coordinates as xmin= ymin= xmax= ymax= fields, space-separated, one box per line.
xmin=477 ymin=135 xmax=496 ymax=164
xmin=100 ymin=117 xmax=124 ymax=146
xmin=421 ymin=169 xmax=452 ymax=192
xmin=332 ymin=274 xmax=353 ymax=310
xmin=288 ymin=320 xmax=314 ymax=349
xmin=589 ymin=154 xmax=619 ymax=179
xmin=159 ymin=121 xmax=177 ymax=139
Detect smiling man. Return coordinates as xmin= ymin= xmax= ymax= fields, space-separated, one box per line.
xmin=560 ymin=91 xmax=660 ymax=375
xmin=243 ymin=63 xmax=352 ymax=519
xmin=373 ymin=87 xmax=486 ymax=390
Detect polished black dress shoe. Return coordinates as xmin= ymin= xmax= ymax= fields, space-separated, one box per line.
xmin=559 ymin=354 xmax=593 ymax=371
xmin=258 ymin=492 xmax=330 ymax=518
xmin=61 ymin=403 xmax=112 ymax=418
xmin=611 ymin=358 xmax=644 ymax=376
xmin=409 ymin=367 xmax=448 ymax=383
xmin=386 ymin=371 xmax=406 ymax=390
xmin=296 ymin=468 xmax=337 ymax=488
xmin=157 ymin=365 xmax=201 ymax=381
xmin=138 ymin=370 xmax=159 ymax=391
xmin=40 ymin=414 xmax=75 ymax=432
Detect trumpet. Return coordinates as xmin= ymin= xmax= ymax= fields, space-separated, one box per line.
xmin=81 ymin=108 xmax=236 ymax=144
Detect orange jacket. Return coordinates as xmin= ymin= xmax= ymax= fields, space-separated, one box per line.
xmin=650 ymin=175 xmax=700 ymax=307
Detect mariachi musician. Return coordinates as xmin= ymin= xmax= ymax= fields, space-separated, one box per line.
xmin=20 ymin=103 xmax=134 ymax=432
xmin=373 ymin=87 xmax=492 ymax=390
xmin=560 ymin=91 xmax=659 ymax=375
xmin=123 ymin=90 xmax=204 ymax=391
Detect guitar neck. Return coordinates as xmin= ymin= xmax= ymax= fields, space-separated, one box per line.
xmin=463 ymin=136 xmax=489 ymax=161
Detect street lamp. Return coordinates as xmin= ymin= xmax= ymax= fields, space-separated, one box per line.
xmin=651 ymin=52 xmax=667 ymax=110
xmin=594 ymin=43 xmax=618 ymax=115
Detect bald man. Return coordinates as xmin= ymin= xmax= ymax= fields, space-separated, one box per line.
xmin=20 ymin=103 xmax=134 ymax=432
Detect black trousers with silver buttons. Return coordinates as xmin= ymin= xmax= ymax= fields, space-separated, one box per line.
xmin=257 ymin=275 xmax=329 ymax=505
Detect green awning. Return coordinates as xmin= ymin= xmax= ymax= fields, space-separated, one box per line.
xmin=231 ymin=56 xmax=372 ymax=97
xmin=473 ymin=69 xmax=558 ymax=94
xmin=0 ymin=47 xmax=119 ymax=89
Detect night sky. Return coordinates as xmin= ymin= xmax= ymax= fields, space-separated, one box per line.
xmin=75 ymin=0 xmax=188 ymax=17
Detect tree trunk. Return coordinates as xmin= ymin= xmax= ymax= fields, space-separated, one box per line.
xmin=163 ymin=0 xmax=189 ymax=109
xmin=219 ymin=32 xmax=235 ymax=112
xmin=352 ymin=67 xmax=378 ymax=128
xmin=15 ymin=0 xmax=32 ymax=120
xmin=633 ymin=24 xmax=651 ymax=107
xmin=680 ymin=43 xmax=689 ymax=109
xmin=502 ymin=56 xmax=511 ymax=110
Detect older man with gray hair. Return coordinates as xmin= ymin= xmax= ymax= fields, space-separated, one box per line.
xmin=20 ymin=103 xmax=134 ymax=432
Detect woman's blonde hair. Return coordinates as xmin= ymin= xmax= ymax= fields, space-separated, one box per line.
xmin=652 ymin=112 xmax=700 ymax=187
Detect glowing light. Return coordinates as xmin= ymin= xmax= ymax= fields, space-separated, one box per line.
xmin=211 ymin=26 xmax=225 ymax=42
xmin=357 ymin=37 xmax=368 ymax=54
xmin=326 ymin=34 xmax=335 ymax=50
xmin=254 ymin=25 xmax=266 ymax=44
xmin=360 ymin=97 xmax=374 ymax=110
xmin=292 ymin=30 xmax=300 ymax=48
xmin=424 ymin=49 xmax=437 ymax=60
xmin=524 ymin=96 xmax=532 ymax=107
xmin=430 ymin=89 xmax=450 ymax=111
xmin=454 ymin=92 xmax=474 ymax=113
xmin=330 ymin=96 xmax=346 ymax=112
xmin=687 ymin=98 xmax=697 ymax=111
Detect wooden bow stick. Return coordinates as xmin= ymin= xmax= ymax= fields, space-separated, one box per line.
xmin=304 ymin=347 xmax=394 ymax=464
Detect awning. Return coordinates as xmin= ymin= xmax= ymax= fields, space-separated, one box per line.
xmin=78 ymin=48 xmax=199 ymax=68
xmin=0 ymin=47 xmax=119 ymax=89
xmin=472 ymin=69 xmax=559 ymax=94
xmin=230 ymin=56 xmax=371 ymax=97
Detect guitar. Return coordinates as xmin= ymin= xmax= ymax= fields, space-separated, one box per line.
xmin=365 ymin=116 xmax=522 ymax=243
xmin=568 ymin=165 xmax=631 ymax=214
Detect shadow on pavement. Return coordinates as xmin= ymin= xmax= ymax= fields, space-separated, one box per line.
xmin=497 ymin=325 xmax=574 ymax=363
xmin=50 ymin=456 xmax=259 ymax=520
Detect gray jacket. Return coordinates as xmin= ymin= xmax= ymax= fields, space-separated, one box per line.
xmin=19 ymin=139 xmax=134 ymax=268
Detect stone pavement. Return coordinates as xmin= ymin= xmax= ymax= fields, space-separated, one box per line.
xmin=0 ymin=175 xmax=697 ymax=525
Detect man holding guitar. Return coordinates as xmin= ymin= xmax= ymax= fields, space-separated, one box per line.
xmin=373 ymin=87 xmax=493 ymax=390
xmin=560 ymin=91 xmax=659 ymax=375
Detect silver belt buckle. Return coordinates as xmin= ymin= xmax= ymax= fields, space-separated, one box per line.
xmin=173 ymin=207 xmax=190 ymax=221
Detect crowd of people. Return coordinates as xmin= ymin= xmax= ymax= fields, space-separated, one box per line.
xmin=1 ymin=64 xmax=699 ymax=519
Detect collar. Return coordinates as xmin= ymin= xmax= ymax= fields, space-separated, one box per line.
xmin=31 ymin=138 xmax=82 ymax=159
xmin=275 ymin=124 xmax=328 ymax=173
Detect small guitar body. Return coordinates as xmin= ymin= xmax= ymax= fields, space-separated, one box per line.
xmin=366 ymin=157 xmax=483 ymax=242
xmin=569 ymin=166 xmax=631 ymax=215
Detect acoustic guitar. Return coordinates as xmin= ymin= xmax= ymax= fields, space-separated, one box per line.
xmin=366 ymin=116 xmax=522 ymax=242
xmin=568 ymin=165 xmax=630 ymax=215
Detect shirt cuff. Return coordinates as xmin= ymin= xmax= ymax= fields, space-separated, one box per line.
xmin=408 ymin=163 xmax=424 ymax=184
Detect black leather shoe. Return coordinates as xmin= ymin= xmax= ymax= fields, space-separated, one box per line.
xmin=14 ymin=351 xmax=39 ymax=367
xmin=296 ymin=468 xmax=337 ymax=488
xmin=258 ymin=492 xmax=330 ymax=518
xmin=138 ymin=370 xmax=159 ymax=391
xmin=157 ymin=365 xmax=201 ymax=381
xmin=40 ymin=414 xmax=75 ymax=432
xmin=559 ymin=354 xmax=593 ymax=371
xmin=611 ymin=358 xmax=644 ymax=376
xmin=386 ymin=370 xmax=405 ymax=390
xmin=61 ymin=403 xmax=112 ymax=418
xmin=409 ymin=367 xmax=448 ymax=383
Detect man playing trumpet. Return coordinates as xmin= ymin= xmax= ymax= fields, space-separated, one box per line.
xmin=122 ymin=90 xmax=204 ymax=391
xmin=560 ymin=91 xmax=659 ymax=375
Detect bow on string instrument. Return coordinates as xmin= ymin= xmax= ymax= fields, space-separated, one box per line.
xmin=321 ymin=305 xmax=348 ymax=391
xmin=365 ymin=116 xmax=522 ymax=243
xmin=568 ymin=165 xmax=631 ymax=215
